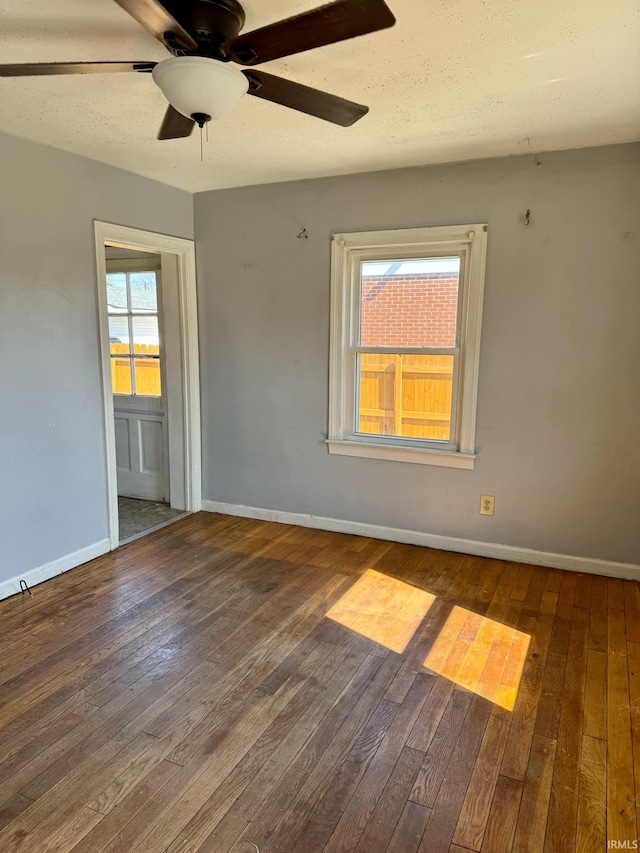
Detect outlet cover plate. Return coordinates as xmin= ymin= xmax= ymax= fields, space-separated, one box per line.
xmin=480 ymin=495 xmax=495 ymax=516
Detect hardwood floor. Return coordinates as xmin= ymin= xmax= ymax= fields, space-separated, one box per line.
xmin=0 ymin=512 xmax=635 ymax=852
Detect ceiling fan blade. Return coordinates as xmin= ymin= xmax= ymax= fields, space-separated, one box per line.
xmin=158 ymin=105 xmax=196 ymax=140
xmin=229 ymin=0 xmax=395 ymax=65
xmin=244 ymin=70 xmax=368 ymax=126
xmin=112 ymin=0 xmax=197 ymax=52
xmin=0 ymin=61 xmax=156 ymax=77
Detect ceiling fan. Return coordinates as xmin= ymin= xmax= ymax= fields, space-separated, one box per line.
xmin=0 ymin=0 xmax=396 ymax=139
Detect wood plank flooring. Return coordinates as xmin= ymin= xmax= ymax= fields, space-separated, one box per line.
xmin=0 ymin=512 xmax=635 ymax=852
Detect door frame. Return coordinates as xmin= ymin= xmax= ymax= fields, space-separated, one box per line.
xmin=94 ymin=221 xmax=201 ymax=549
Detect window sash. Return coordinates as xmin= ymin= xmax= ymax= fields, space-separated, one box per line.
xmin=354 ymin=255 xmax=463 ymax=350
xmin=349 ymin=250 xmax=466 ymax=449
xmin=350 ymin=348 xmax=461 ymax=451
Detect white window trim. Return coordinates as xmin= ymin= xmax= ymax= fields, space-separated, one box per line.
xmin=327 ymin=224 xmax=488 ymax=469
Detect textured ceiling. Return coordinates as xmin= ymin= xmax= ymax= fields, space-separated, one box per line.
xmin=0 ymin=0 xmax=638 ymax=192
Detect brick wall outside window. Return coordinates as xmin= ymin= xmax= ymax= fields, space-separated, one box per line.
xmin=360 ymin=273 xmax=459 ymax=348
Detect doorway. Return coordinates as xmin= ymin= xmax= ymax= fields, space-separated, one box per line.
xmin=106 ymin=247 xmax=186 ymax=541
xmin=95 ymin=223 xmax=201 ymax=549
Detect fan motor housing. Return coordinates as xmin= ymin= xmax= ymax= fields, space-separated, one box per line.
xmin=161 ymin=0 xmax=246 ymax=59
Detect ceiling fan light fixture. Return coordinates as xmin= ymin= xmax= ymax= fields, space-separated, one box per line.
xmin=152 ymin=56 xmax=248 ymax=122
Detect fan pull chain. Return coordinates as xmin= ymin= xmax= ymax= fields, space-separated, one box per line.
xmin=192 ymin=114 xmax=211 ymax=162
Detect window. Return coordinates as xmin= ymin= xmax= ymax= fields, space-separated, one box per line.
xmin=106 ymin=266 xmax=162 ymax=397
xmin=328 ymin=224 xmax=487 ymax=468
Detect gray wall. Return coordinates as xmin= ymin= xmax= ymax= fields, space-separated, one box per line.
xmin=195 ymin=143 xmax=640 ymax=565
xmin=0 ymin=131 xmax=193 ymax=583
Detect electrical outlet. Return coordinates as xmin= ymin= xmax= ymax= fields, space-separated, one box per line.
xmin=480 ymin=495 xmax=495 ymax=516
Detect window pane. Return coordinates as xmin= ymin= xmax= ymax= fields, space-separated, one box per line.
xmin=106 ymin=273 xmax=128 ymax=313
xmin=130 ymin=271 xmax=158 ymax=313
xmin=359 ymin=257 xmax=460 ymax=347
xmin=111 ymin=356 xmax=132 ymax=395
xmin=132 ymin=316 xmax=160 ymax=355
xmin=109 ymin=316 xmax=130 ymax=352
xmin=134 ymin=357 xmax=161 ymax=397
xmin=356 ymin=354 xmax=454 ymax=442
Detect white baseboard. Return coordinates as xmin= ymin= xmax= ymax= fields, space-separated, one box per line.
xmin=0 ymin=539 xmax=110 ymax=602
xmin=201 ymin=500 xmax=640 ymax=580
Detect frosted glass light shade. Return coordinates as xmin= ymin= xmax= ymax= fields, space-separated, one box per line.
xmin=152 ymin=57 xmax=248 ymax=121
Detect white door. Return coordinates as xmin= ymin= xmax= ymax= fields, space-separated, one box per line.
xmin=106 ymin=260 xmax=169 ymax=501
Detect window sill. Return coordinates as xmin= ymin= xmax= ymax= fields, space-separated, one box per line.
xmin=326 ymin=439 xmax=476 ymax=469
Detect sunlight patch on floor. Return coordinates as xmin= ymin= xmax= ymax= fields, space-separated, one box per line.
xmin=326 ymin=569 xmax=435 ymax=654
xmin=423 ymin=606 xmax=530 ymax=710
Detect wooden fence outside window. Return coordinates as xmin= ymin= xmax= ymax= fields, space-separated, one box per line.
xmin=358 ymin=353 xmax=454 ymax=441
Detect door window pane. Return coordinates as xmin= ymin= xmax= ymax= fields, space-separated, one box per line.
xmin=132 ymin=316 xmax=160 ymax=354
xmin=111 ymin=356 xmax=132 ymax=395
xmin=359 ymin=258 xmax=461 ymax=348
xmin=356 ymin=354 xmax=454 ymax=441
xmin=134 ymin=357 xmax=161 ymax=397
xmin=106 ymin=273 xmax=128 ymax=313
xmin=130 ymin=271 xmax=158 ymax=313
xmin=108 ymin=316 xmax=130 ymax=352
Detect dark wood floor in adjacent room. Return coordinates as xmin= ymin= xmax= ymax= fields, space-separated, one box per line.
xmin=0 ymin=512 xmax=635 ymax=852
